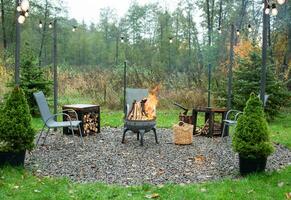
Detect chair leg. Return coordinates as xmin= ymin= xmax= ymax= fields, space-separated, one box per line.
xmin=139 ymin=130 xmax=145 ymax=146
xmin=36 ymin=124 xmax=46 ymax=147
xmin=78 ymin=125 xmax=84 ymax=145
xmin=221 ymin=123 xmax=227 ymax=139
xmin=153 ymin=127 xmax=159 ymax=144
xmin=122 ymin=128 xmax=129 ymax=143
xmin=42 ymin=128 xmax=50 ymax=146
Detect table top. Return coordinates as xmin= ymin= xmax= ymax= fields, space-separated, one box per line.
xmin=63 ymin=104 xmax=99 ymax=109
xmin=193 ymin=107 xmax=227 ymax=113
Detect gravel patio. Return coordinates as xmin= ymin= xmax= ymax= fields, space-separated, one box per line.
xmin=25 ymin=128 xmax=291 ymax=185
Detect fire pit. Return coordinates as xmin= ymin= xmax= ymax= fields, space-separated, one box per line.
xmin=122 ymin=88 xmax=159 ymax=146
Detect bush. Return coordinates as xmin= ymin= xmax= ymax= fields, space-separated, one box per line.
xmin=0 ymin=87 xmax=35 ymax=152
xmin=232 ymin=93 xmax=274 ymax=159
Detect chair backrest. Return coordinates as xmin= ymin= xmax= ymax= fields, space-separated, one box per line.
xmin=33 ymin=91 xmax=53 ymax=123
xmin=126 ymin=88 xmax=148 ymax=114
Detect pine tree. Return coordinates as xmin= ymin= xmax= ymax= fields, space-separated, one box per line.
xmin=232 ymin=93 xmax=274 ymax=159
xmin=232 ymin=51 xmax=290 ymax=120
xmin=20 ymin=50 xmax=52 ymax=115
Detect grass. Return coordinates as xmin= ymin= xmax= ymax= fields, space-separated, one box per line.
xmin=21 ymin=109 xmax=291 ymax=199
xmin=269 ymin=110 xmax=291 ymax=148
xmin=32 ymin=109 xmax=208 ymax=130
xmin=0 ymin=166 xmax=290 ymax=200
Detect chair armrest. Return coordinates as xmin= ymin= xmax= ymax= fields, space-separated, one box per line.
xmin=44 ymin=113 xmax=74 ymax=127
xmin=234 ymin=112 xmax=243 ymax=120
xmin=62 ymin=109 xmax=79 ymax=121
xmin=225 ymin=110 xmax=242 ymax=120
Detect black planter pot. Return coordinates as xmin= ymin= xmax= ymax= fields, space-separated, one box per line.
xmin=239 ymin=154 xmax=267 ymax=175
xmin=0 ymin=151 xmax=26 ymax=167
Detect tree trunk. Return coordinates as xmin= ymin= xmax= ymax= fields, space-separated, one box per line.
xmin=1 ymin=0 xmax=7 ymax=50
xmin=206 ymin=0 xmax=211 ymax=46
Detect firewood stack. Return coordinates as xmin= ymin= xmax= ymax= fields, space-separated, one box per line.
xmin=83 ymin=112 xmax=99 ymax=136
xmin=127 ymin=99 xmax=152 ymax=121
xmin=195 ymin=120 xmax=222 ymax=136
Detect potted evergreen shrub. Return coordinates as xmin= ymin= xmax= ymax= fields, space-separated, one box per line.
xmin=0 ymin=87 xmax=35 ymax=166
xmin=232 ymin=93 xmax=274 ymax=175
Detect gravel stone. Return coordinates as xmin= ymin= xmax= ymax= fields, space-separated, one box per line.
xmin=25 ymin=127 xmax=291 ymax=185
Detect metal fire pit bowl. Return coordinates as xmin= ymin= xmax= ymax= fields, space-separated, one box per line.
xmin=122 ymin=119 xmax=158 ymax=146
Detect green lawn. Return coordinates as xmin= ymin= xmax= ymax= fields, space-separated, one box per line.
xmin=12 ymin=109 xmax=290 ymax=199
xmin=0 ymin=166 xmax=290 ymax=200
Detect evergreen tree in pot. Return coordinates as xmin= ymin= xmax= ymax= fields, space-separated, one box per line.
xmin=232 ymin=93 xmax=274 ymax=175
xmin=0 ymin=87 xmax=35 ymax=166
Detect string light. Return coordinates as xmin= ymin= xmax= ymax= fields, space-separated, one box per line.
xmin=218 ymin=27 xmax=222 ymax=34
xmin=18 ymin=15 xmax=25 ymax=24
xmin=277 ymin=0 xmax=286 ymax=5
xmin=72 ymin=26 xmax=77 ymax=32
xmin=20 ymin=0 xmax=29 ymax=12
xmin=236 ymin=29 xmax=240 ymax=36
xmin=120 ymin=36 xmax=124 ymax=43
xmin=169 ymin=37 xmax=173 ymax=44
xmin=271 ymin=3 xmax=278 ymax=16
xmin=248 ymin=24 xmax=252 ymax=32
xmin=265 ymin=4 xmax=270 ymax=15
xmin=48 ymin=22 xmax=53 ymax=29
xmin=39 ymin=20 xmax=43 ymax=29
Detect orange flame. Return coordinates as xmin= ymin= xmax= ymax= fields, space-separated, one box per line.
xmin=144 ymin=85 xmax=160 ymax=120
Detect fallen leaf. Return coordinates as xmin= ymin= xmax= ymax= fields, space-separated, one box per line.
xmin=127 ymin=193 xmax=132 ymax=197
xmin=34 ymin=189 xmax=41 ymax=193
xmin=278 ymin=182 xmax=284 ymax=187
xmin=247 ymin=189 xmax=254 ymax=194
xmin=157 ymin=184 xmax=164 ymax=189
xmin=145 ymin=193 xmax=160 ymax=199
xmin=200 ymin=188 xmax=207 ymax=193
xmin=286 ymin=192 xmax=291 ymax=199
xmin=13 ymin=185 xmax=19 ymax=189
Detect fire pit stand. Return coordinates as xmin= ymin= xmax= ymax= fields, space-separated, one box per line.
xmin=122 ymin=119 xmax=158 ymax=146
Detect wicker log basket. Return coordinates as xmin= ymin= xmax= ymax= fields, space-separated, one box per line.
xmin=173 ymin=121 xmax=193 ymax=145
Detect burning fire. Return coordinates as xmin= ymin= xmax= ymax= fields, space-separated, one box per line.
xmin=127 ymin=85 xmax=160 ymax=121
xmin=144 ymin=85 xmax=160 ymax=120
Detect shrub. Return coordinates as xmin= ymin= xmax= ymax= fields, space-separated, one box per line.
xmin=0 ymin=87 xmax=35 ymax=152
xmin=232 ymin=93 xmax=274 ymax=159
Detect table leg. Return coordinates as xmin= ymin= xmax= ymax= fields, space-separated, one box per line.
xmin=192 ymin=110 xmax=198 ymax=134
xmin=208 ymin=111 xmax=214 ymax=137
xmin=221 ymin=111 xmax=227 ymax=136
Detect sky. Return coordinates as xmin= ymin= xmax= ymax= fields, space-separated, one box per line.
xmin=63 ymin=0 xmax=183 ymax=24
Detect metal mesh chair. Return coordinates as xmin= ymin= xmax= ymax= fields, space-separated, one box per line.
xmin=221 ymin=110 xmax=243 ymax=138
xmin=33 ymin=91 xmax=84 ymax=146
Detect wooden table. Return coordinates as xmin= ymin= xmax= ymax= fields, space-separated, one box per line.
xmin=62 ymin=104 xmax=100 ymax=136
xmin=192 ymin=107 xmax=227 ymax=137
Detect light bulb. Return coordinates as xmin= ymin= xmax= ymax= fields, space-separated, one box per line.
xmin=271 ymin=4 xmax=278 ymax=16
xmin=39 ymin=21 xmax=43 ymax=28
xmin=17 ymin=5 xmax=22 ymax=12
xmin=277 ymin=0 xmax=285 ymax=5
xmin=24 ymin=11 xmax=29 ymax=17
xmin=18 ymin=15 xmax=25 ymax=24
xmin=72 ymin=27 xmax=76 ymax=32
xmin=218 ymin=27 xmax=222 ymax=34
xmin=236 ymin=29 xmax=240 ymax=36
xmin=120 ymin=37 xmax=124 ymax=43
xmin=20 ymin=0 xmax=29 ymax=12
xmin=169 ymin=38 xmax=173 ymax=43
xmin=265 ymin=4 xmax=270 ymax=15
xmin=49 ymin=22 xmax=53 ymax=29
xmin=248 ymin=24 xmax=252 ymax=32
